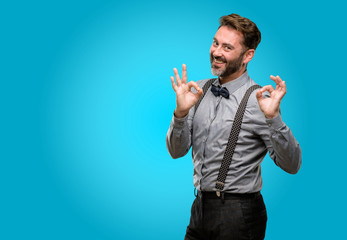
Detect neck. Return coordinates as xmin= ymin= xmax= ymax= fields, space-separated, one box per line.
xmin=219 ymin=67 xmax=247 ymax=85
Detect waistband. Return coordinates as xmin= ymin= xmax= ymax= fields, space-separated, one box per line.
xmin=196 ymin=190 xmax=260 ymax=200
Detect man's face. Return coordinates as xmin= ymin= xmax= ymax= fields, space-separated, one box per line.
xmin=210 ymin=26 xmax=246 ymax=77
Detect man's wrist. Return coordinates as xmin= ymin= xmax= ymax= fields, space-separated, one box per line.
xmin=264 ymin=113 xmax=279 ymax=119
xmin=265 ymin=114 xmax=284 ymax=129
xmin=174 ymin=109 xmax=189 ymax=119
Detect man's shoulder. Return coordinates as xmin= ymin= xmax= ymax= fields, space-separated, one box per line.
xmin=236 ymin=77 xmax=259 ymax=95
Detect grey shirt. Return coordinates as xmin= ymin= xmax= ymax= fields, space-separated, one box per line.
xmin=166 ymin=71 xmax=302 ymax=193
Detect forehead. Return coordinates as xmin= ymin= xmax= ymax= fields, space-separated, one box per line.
xmin=214 ymin=26 xmax=244 ymax=48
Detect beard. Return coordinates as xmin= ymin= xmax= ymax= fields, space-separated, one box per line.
xmin=210 ymin=51 xmax=245 ymax=77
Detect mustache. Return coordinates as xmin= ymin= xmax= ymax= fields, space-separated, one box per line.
xmin=210 ymin=55 xmax=226 ymax=62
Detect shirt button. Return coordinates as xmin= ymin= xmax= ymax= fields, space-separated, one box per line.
xmin=268 ymin=123 xmax=272 ymax=127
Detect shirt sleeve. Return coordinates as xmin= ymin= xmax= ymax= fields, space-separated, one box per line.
xmin=251 ymin=97 xmax=302 ymax=174
xmin=166 ymin=107 xmax=194 ymax=159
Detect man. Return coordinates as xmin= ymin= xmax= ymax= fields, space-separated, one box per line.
xmin=166 ymin=13 xmax=301 ymax=240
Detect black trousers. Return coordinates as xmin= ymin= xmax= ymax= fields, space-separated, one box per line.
xmin=184 ymin=191 xmax=267 ymax=240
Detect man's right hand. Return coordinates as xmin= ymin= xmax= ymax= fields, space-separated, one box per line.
xmin=170 ymin=64 xmax=203 ymax=118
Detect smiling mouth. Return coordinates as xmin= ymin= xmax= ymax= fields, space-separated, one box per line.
xmin=214 ymin=59 xmax=224 ymax=64
xmin=213 ymin=57 xmax=226 ymax=65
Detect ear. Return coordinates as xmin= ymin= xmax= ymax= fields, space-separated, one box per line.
xmin=243 ymin=49 xmax=255 ymax=64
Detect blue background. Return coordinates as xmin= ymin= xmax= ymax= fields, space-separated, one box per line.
xmin=1 ymin=0 xmax=346 ymax=239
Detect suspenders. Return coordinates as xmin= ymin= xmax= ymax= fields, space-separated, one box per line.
xmin=194 ymin=79 xmax=261 ymax=196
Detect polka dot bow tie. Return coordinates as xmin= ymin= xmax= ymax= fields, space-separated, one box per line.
xmin=211 ymin=84 xmax=230 ymax=99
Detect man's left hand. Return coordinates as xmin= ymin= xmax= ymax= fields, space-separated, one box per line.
xmin=256 ymin=75 xmax=287 ymax=119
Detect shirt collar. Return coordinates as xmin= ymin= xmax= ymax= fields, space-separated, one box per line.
xmin=213 ymin=71 xmax=250 ymax=94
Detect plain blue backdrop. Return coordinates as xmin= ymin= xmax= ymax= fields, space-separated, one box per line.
xmin=1 ymin=0 xmax=346 ymax=239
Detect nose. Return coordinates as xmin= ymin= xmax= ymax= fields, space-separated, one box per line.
xmin=212 ymin=46 xmax=222 ymax=57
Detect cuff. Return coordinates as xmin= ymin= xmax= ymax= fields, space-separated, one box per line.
xmin=265 ymin=114 xmax=284 ymax=130
xmin=173 ymin=112 xmax=188 ymax=129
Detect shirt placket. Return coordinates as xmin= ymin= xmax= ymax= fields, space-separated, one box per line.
xmin=199 ymin=95 xmax=223 ymax=189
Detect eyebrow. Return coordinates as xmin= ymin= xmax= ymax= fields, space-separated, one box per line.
xmin=213 ymin=37 xmax=235 ymax=49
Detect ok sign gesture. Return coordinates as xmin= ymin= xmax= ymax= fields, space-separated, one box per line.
xmin=256 ymin=75 xmax=287 ymax=119
xmin=170 ymin=64 xmax=203 ymax=118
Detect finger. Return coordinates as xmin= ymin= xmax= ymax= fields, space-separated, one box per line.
xmin=173 ymin=68 xmax=181 ymax=87
xmin=270 ymin=75 xmax=281 ymax=86
xmin=188 ymin=81 xmax=202 ymax=92
xmin=260 ymin=85 xmax=275 ymax=94
xmin=170 ymin=76 xmax=178 ymax=92
xmin=279 ymin=81 xmax=287 ymax=96
xmin=188 ymin=81 xmax=203 ymax=95
xmin=276 ymin=88 xmax=286 ymax=100
xmin=273 ymin=75 xmax=286 ymax=92
xmin=280 ymin=80 xmax=286 ymax=89
xmin=182 ymin=64 xmax=187 ymax=83
xmin=276 ymin=75 xmax=285 ymax=91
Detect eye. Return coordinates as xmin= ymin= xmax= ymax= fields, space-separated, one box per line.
xmin=225 ymin=46 xmax=232 ymax=51
xmin=212 ymin=40 xmax=218 ymax=46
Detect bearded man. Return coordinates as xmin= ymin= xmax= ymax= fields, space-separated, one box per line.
xmin=166 ymin=13 xmax=301 ymax=240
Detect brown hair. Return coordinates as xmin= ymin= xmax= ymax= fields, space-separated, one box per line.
xmin=219 ymin=13 xmax=261 ymax=50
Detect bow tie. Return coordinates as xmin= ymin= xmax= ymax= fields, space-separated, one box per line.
xmin=211 ymin=84 xmax=230 ymax=99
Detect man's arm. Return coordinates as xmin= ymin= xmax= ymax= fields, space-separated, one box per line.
xmin=256 ymin=75 xmax=302 ymax=173
xmin=166 ymin=64 xmax=203 ymax=159
xmin=257 ymin=113 xmax=302 ymax=174
xmin=166 ymin=109 xmax=194 ymax=159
